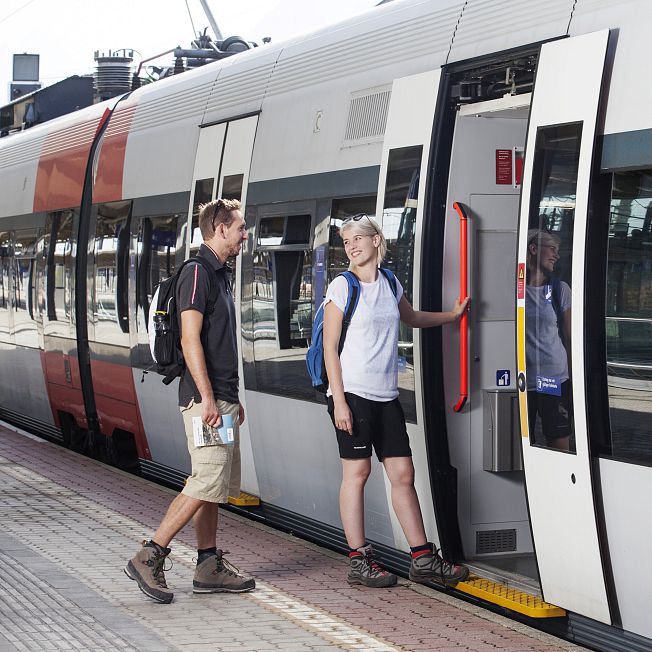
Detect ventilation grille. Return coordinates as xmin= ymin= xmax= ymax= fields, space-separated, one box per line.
xmin=476 ymin=529 xmax=517 ymax=554
xmin=342 ymin=86 xmax=391 ymax=146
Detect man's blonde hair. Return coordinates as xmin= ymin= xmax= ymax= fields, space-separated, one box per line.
xmin=198 ymin=198 xmax=241 ymax=240
xmin=340 ymin=214 xmax=387 ymax=267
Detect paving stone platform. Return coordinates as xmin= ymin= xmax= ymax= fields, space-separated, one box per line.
xmin=0 ymin=423 xmax=589 ymax=652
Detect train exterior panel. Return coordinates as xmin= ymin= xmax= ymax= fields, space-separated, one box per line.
xmin=1 ymin=1 xmax=651 ymax=649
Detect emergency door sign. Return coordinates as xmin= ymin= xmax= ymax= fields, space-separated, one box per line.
xmin=496 ymin=148 xmax=523 ymax=186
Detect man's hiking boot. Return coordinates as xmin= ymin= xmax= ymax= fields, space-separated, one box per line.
xmin=125 ymin=541 xmax=174 ymax=604
xmin=193 ymin=550 xmax=255 ymax=593
xmin=409 ymin=545 xmax=469 ymax=586
xmin=347 ymin=545 xmax=397 ymax=588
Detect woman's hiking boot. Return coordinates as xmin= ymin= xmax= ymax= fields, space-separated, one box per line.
xmin=193 ymin=550 xmax=256 ymax=593
xmin=125 ymin=541 xmax=174 ymax=604
xmin=409 ymin=545 xmax=469 ymax=586
xmin=347 ymin=544 xmax=397 ymax=588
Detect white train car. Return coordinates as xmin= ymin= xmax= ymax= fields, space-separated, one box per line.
xmin=1 ymin=1 xmax=651 ymax=649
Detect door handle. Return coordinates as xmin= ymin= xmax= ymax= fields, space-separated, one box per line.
xmin=452 ymin=201 xmax=469 ymax=413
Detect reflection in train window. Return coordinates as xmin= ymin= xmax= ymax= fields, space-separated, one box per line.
xmin=43 ymin=211 xmax=75 ymax=339
xmin=13 ymin=228 xmax=42 ymax=348
xmin=0 ymin=231 xmax=12 ymax=341
xmin=381 ymin=145 xmax=423 ymax=423
xmin=257 ymin=214 xmax=311 ymax=247
xmin=222 ymin=174 xmax=244 ymax=201
xmin=92 ymin=202 xmax=132 ymax=345
xmin=190 ymin=177 xmax=214 ymax=255
xmin=136 ymin=215 xmax=181 ymax=335
xmin=604 ymin=170 xmax=652 ymax=466
xmin=252 ymin=213 xmax=314 ymax=398
xmin=327 ymin=196 xmax=377 ymax=284
xmin=525 ymin=123 xmax=581 ymax=453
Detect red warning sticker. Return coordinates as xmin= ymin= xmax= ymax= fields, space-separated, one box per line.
xmin=517 ymin=263 xmax=525 ymax=299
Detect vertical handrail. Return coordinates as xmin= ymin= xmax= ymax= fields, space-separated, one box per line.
xmin=452 ymin=202 xmax=468 ymax=412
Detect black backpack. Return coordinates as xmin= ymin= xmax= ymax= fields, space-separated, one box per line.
xmin=148 ymin=256 xmax=217 ymax=385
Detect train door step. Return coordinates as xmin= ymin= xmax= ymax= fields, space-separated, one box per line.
xmin=456 ymin=575 xmax=566 ymax=618
xmin=228 ymin=491 xmax=260 ymax=506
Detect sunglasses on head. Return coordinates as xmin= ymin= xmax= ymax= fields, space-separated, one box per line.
xmin=343 ymin=213 xmax=378 ymax=234
xmin=211 ymin=199 xmax=227 ymax=231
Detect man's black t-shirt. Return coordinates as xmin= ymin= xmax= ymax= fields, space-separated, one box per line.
xmin=176 ymin=244 xmax=239 ymax=407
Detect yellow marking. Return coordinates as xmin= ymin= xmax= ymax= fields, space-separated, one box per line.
xmin=517 ymin=306 xmax=529 ymax=438
xmin=457 ymin=575 xmax=566 ymax=619
xmin=228 ymin=491 xmax=260 ymax=506
xmin=518 ymin=266 xmax=525 ymax=279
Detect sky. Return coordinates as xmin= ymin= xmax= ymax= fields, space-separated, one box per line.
xmin=0 ymin=0 xmax=380 ymax=103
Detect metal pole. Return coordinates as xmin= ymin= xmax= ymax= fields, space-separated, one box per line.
xmin=198 ymin=0 xmax=223 ymax=41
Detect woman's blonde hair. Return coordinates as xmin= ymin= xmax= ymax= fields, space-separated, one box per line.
xmin=340 ymin=214 xmax=387 ymax=267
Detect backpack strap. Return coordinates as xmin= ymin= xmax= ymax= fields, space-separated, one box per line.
xmin=337 ymin=271 xmax=361 ymax=355
xmin=379 ymin=267 xmax=398 ymax=297
xmin=179 ymin=256 xmax=218 ymax=314
xmin=550 ymin=276 xmax=564 ymax=340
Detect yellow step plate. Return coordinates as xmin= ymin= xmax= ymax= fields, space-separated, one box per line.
xmin=456 ymin=575 xmax=566 ymax=618
xmin=228 ymin=491 xmax=260 ymax=507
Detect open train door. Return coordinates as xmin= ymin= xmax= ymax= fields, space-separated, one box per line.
xmin=376 ymin=69 xmax=443 ymax=550
xmin=516 ymin=31 xmax=612 ymax=622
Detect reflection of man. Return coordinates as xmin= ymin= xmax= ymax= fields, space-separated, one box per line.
xmin=125 ymin=199 xmax=254 ymax=603
xmin=525 ymin=229 xmax=573 ymax=451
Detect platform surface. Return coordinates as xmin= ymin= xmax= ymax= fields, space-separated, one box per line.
xmin=0 ymin=423 xmax=589 ymax=652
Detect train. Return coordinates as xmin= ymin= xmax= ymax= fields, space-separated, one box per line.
xmin=1 ymin=0 xmax=651 ymax=649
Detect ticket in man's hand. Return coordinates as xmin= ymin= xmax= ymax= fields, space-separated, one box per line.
xmin=192 ymin=414 xmax=235 ymax=447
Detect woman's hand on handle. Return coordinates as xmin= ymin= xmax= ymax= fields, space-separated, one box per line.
xmin=452 ymin=296 xmax=470 ymax=321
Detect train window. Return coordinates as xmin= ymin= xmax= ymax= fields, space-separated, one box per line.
xmin=0 ymin=231 xmax=12 ymax=342
xmin=190 ymin=178 xmax=214 ymax=255
xmin=91 ymin=201 xmax=132 ymax=345
xmin=603 ymin=170 xmax=652 ymax=466
xmin=257 ymin=214 xmax=311 ymax=247
xmin=13 ymin=228 xmax=42 ymax=348
xmin=43 ymin=211 xmax=75 ymax=339
xmin=525 ymin=123 xmax=582 ymax=453
xmin=327 ymin=196 xmax=377 ymax=284
xmin=381 ymin=145 xmax=423 ymax=423
xmin=222 ymin=174 xmax=244 ymax=201
xmin=252 ymin=213 xmax=314 ymax=399
xmin=134 ymin=214 xmax=183 ymax=363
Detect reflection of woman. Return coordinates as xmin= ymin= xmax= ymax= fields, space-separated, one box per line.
xmin=526 ymin=229 xmax=573 ymax=451
xmin=323 ymin=214 xmax=469 ymax=588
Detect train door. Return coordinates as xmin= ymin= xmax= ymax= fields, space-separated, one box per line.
xmin=377 ymin=70 xmax=443 ymax=549
xmin=443 ymin=90 xmax=534 ymax=592
xmin=516 ymin=31 xmax=611 ymax=622
xmin=187 ymin=115 xmax=261 ymax=499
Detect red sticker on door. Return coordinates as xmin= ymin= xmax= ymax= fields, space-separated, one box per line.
xmin=517 ymin=263 xmax=525 ymax=299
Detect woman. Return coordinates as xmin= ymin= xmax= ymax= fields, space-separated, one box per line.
xmin=525 ymin=229 xmax=573 ymax=452
xmin=323 ymin=213 xmax=469 ymax=588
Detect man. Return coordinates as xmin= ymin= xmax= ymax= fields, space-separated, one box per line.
xmin=125 ymin=198 xmax=252 ymax=603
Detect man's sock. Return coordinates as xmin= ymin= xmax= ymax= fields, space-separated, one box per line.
xmin=146 ymin=539 xmax=171 ymax=555
xmin=197 ymin=546 xmax=218 ymax=564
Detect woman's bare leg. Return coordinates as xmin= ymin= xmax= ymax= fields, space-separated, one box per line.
xmin=339 ymin=458 xmax=371 ymax=549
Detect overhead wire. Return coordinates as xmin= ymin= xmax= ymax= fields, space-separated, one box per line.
xmin=184 ymin=0 xmax=198 ymax=38
xmin=0 ymin=0 xmax=39 ymax=25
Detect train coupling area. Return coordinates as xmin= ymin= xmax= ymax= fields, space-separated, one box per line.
xmin=0 ymin=422 xmax=587 ymax=652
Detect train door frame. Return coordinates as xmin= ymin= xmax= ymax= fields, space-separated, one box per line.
xmin=420 ymin=44 xmax=542 ymax=564
xmin=516 ymin=30 xmax=612 ymax=623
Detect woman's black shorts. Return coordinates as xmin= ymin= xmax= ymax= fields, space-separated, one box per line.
xmin=527 ymin=380 xmax=573 ymax=443
xmin=327 ymin=392 xmax=412 ymax=461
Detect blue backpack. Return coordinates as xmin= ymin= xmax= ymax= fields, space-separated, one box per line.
xmin=306 ymin=268 xmax=398 ymax=392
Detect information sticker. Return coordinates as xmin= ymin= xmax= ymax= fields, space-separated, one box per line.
xmin=535 ymin=375 xmax=561 ymax=396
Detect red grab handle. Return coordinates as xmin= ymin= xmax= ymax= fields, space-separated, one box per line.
xmin=452 ymin=202 xmax=468 ymax=413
